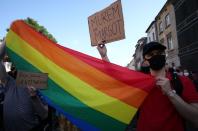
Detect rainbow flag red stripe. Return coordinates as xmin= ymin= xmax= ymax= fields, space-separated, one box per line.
xmin=6 ymin=20 xmax=155 ymax=131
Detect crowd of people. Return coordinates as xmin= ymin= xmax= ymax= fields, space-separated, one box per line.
xmin=170 ymin=68 xmax=198 ymax=92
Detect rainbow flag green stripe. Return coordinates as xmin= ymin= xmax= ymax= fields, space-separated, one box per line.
xmin=6 ymin=20 xmax=155 ymax=131
xmin=6 ymin=48 xmax=126 ymax=131
xmin=6 ymin=29 xmax=137 ymax=124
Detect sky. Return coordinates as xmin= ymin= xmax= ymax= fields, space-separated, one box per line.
xmin=0 ymin=0 xmax=167 ymax=66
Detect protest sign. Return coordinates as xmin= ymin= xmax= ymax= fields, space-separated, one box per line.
xmin=16 ymin=70 xmax=48 ymax=89
xmin=88 ymin=0 xmax=125 ymax=46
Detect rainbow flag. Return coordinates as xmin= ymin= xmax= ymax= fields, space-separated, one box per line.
xmin=6 ymin=20 xmax=155 ymax=131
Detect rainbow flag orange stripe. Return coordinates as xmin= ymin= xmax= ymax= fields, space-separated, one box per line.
xmin=6 ymin=20 xmax=155 ymax=131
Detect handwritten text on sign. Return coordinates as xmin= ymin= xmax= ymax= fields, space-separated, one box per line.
xmin=88 ymin=0 xmax=125 ymax=46
xmin=16 ymin=71 xmax=48 ymax=89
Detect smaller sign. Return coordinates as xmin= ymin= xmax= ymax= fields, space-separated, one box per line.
xmin=16 ymin=70 xmax=48 ymax=89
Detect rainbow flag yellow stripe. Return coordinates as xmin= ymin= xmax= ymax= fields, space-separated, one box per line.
xmin=6 ymin=20 xmax=155 ymax=131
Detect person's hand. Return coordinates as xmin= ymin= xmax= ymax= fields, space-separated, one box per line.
xmin=156 ymin=77 xmax=172 ymax=95
xmin=27 ymin=85 xmax=37 ymax=97
xmin=96 ymin=40 xmax=110 ymax=62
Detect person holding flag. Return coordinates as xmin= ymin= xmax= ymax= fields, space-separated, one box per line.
xmin=0 ymin=39 xmax=48 ymax=131
xmin=97 ymin=41 xmax=198 ymax=131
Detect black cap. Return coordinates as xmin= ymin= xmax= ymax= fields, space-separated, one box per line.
xmin=143 ymin=42 xmax=166 ymax=57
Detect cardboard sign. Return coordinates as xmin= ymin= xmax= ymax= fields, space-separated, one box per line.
xmin=16 ymin=70 xmax=48 ymax=89
xmin=88 ymin=0 xmax=125 ymax=46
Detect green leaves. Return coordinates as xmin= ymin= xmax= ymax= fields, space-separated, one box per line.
xmin=24 ymin=17 xmax=57 ymax=43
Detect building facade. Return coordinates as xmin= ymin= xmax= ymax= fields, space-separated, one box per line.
xmin=132 ymin=37 xmax=147 ymax=70
xmin=146 ymin=21 xmax=158 ymax=43
xmin=155 ymin=1 xmax=180 ymax=67
xmin=172 ymin=0 xmax=198 ymax=72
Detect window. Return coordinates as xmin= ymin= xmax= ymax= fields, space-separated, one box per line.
xmin=167 ymin=33 xmax=174 ymax=50
xmin=152 ymin=32 xmax=155 ymax=41
xmin=159 ymin=22 xmax=163 ymax=33
xmin=165 ymin=14 xmax=170 ymax=27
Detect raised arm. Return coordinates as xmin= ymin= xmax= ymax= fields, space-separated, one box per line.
xmin=97 ymin=43 xmax=110 ymax=62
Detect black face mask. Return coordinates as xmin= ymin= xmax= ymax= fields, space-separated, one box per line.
xmin=148 ymin=55 xmax=166 ymax=70
xmin=140 ymin=66 xmax=150 ymax=74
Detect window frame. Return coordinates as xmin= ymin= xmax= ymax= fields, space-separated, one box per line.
xmin=159 ymin=21 xmax=163 ymax=33
xmin=152 ymin=32 xmax=155 ymax=41
xmin=166 ymin=32 xmax=174 ymax=50
xmin=165 ymin=13 xmax=171 ymax=28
